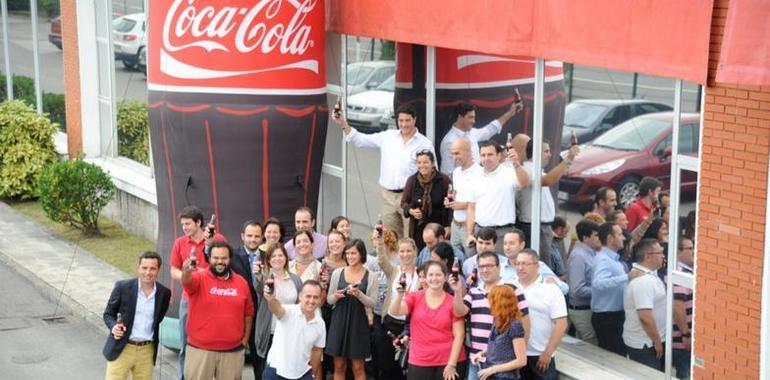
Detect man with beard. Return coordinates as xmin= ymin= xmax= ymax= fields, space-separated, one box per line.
xmin=182 ymin=241 xmax=254 ymax=379
xmin=229 ymin=220 xmax=263 ymax=379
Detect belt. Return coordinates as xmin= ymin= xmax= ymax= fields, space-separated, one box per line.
xmin=128 ymin=340 xmax=153 ymax=346
xmin=519 ymin=221 xmax=553 ymax=226
xmin=568 ymin=304 xmax=591 ymax=311
xmin=452 ymin=219 xmax=466 ymax=227
xmin=385 ymin=188 xmax=404 ymax=193
xmin=477 ymin=223 xmax=514 ymax=229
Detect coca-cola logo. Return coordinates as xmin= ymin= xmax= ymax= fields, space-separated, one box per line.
xmin=160 ymin=0 xmax=319 ymax=80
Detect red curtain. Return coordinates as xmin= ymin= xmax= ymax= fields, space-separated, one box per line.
xmin=328 ymin=0 xmax=713 ymax=84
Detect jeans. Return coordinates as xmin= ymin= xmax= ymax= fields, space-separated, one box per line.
xmin=626 ymin=344 xmax=664 ymax=371
xmin=523 ymin=355 xmax=557 ymax=380
xmin=591 ymin=310 xmax=626 ymax=356
xmin=672 ymin=349 xmax=691 ymax=379
xmin=178 ymin=298 xmax=188 ymax=380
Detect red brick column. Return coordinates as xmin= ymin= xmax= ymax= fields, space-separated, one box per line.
xmin=694 ymin=0 xmax=770 ymax=378
xmin=60 ymin=0 xmax=82 ymax=158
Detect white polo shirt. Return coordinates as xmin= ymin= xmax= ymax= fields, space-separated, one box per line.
xmin=622 ymin=264 xmax=666 ymax=349
xmin=470 ymin=163 xmax=520 ymax=227
xmin=451 ymin=163 xmax=482 ymax=223
xmin=266 ymin=304 xmax=326 ymax=379
xmin=514 ymin=276 xmax=568 ymax=356
xmin=345 ymin=128 xmax=434 ymax=190
xmin=516 ymin=161 xmax=556 ymax=223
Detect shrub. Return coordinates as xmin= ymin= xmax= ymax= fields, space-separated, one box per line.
xmin=38 ymin=158 xmax=115 ymax=236
xmin=0 ymin=73 xmax=67 ymax=132
xmin=8 ymin=0 xmax=59 ymax=16
xmin=43 ymin=93 xmax=66 ymax=132
xmin=117 ymin=99 xmax=150 ymax=165
xmin=0 ymin=99 xmax=58 ymax=199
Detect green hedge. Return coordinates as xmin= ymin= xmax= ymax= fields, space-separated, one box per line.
xmin=0 ymin=99 xmax=58 ymax=199
xmin=0 ymin=73 xmax=66 ymax=132
xmin=8 ymin=0 xmax=60 ymax=16
xmin=117 ymin=99 xmax=150 ymax=165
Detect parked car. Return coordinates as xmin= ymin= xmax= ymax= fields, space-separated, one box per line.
xmin=560 ymin=99 xmax=672 ymax=150
xmin=49 ymin=16 xmax=62 ymax=49
xmin=346 ymin=60 xmax=395 ymax=96
xmin=558 ymin=112 xmax=700 ymax=208
xmin=346 ymin=74 xmax=394 ymax=133
xmin=112 ymin=13 xmax=146 ymax=70
xmin=137 ymin=41 xmax=147 ymax=76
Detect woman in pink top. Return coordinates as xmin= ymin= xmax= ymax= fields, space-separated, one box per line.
xmin=389 ymin=260 xmax=467 ymax=380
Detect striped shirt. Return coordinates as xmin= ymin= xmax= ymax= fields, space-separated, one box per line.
xmin=671 ymin=262 xmax=693 ymax=350
xmin=463 ymin=282 xmax=529 ymax=355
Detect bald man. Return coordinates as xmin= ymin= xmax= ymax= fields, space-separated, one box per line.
xmin=444 ymin=137 xmax=482 ymax=253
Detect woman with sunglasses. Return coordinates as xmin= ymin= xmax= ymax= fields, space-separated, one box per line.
xmin=401 ymin=150 xmax=453 ymax=251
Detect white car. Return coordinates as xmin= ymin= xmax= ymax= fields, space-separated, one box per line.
xmin=113 ymin=13 xmax=146 ymax=70
xmin=346 ymin=74 xmax=395 ymax=134
xmin=346 ymin=61 xmax=395 ymax=96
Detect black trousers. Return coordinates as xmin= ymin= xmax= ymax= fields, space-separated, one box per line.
xmin=407 ymin=361 xmax=467 ymax=380
xmin=591 ymin=310 xmax=626 ymax=357
xmin=626 ymin=344 xmax=664 ymax=371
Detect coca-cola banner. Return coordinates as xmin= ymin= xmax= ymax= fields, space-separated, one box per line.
xmin=148 ymin=0 xmax=327 ymax=315
xmin=395 ymin=44 xmax=567 ymax=169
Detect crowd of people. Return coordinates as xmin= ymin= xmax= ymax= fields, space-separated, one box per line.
xmin=100 ymin=101 xmax=696 ymax=380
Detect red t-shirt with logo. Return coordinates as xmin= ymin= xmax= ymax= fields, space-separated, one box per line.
xmin=183 ymin=270 xmax=254 ymax=351
xmin=624 ymin=199 xmax=652 ymax=231
xmin=170 ymin=233 xmax=227 ymax=299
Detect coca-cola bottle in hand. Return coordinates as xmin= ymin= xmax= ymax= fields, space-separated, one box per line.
xmin=265 ymin=272 xmax=275 ymax=295
xmin=205 ymin=214 xmax=216 ymax=239
xmin=447 ymin=184 xmax=456 ymax=203
xmin=333 ymin=97 xmax=342 ymax=119
xmin=570 ymin=131 xmax=578 ymax=147
xmin=398 ymin=272 xmax=407 ymax=291
xmin=513 ymin=88 xmax=523 ymax=111
xmin=189 ymin=247 xmax=197 ymax=270
xmin=467 ymin=268 xmax=478 ymax=289
xmin=375 ymin=214 xmax=384 ymax=238
xmin=506 ymin=132 xmax=513 ymax=151
xmin=451 ymin=259 xmax=460 ymax=281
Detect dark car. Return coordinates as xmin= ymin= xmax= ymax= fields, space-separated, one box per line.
xmin=49 ymin=16 xmax=62 ymax=50
xmin=558 ymin=112 xmax=700 ymax=208
xmin=560 ymin=99 xmax=673 ymax=150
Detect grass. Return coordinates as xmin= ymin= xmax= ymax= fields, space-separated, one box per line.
xmin=7 ymin=199 xmax=154 ymax=275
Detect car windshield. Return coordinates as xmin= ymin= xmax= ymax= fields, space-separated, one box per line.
xmin=113 ymin=18 xmax=137 ymax=33
xmin=591 ymin=117 xmax=669 ymax=151
xmin=347 ymin=64 xmax=375 ymax=86
xmin=376 ymin=75 xmax=395 ymax=92
xmin=564 ymin=102 xmax=608 ymax=128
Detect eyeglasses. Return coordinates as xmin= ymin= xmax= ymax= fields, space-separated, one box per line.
xmin=478 ymin=264 xmax=498 ymax=270
xmin=650 ymin=250 xmax=665 ymax=255
xmin=680 ymin=246 xmax=694 ymax=250
xmin=514 ymin=262 xmax=538 ymax=267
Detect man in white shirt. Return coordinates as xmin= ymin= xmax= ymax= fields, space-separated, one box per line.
xmin=334 ymin=104 xmax=434 ymax=238
xmin=513 ymin=249 xmax=567 ymax=380
xmin=623 ymin=238 xmax=667 ymax=371
xmin=284 ymin=207 xmax=328 ymax=260
xmin=445 ymin=137 xmax=482 ymax=253
xmin=466 ymin=140 xmax=529 ymax=252
xmin=263 ymin=280 xmax=326 ymax=380
xmin=516 ymin=137 xmax=578 ymax=269
xmin=439 ymin=101 xmax=522 ymax=174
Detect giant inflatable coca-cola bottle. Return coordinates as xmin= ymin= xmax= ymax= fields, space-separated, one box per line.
xmin=395 ymin=44 xmax=567 ymax=168
xmin=147 ymin=0 xmax=327 ymax=313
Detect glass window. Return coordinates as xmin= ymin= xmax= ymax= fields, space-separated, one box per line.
xmin=601 ymin=105 xmax=631 ymax=126
xmin=592 ymin=117 xmax=669 ymax=151
xmin=563 ymin=102 xmax=607 ymax=128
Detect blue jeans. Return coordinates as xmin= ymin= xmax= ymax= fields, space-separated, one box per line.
xmin=178 ymin=298 xmax=188 ymax=380
xmin=467 ymin=361 xmax=479 ymax=380
xmin=523 ymin=356 xmax=557 ymax=380
xmin=672 ymin=349 xmax=691 ymax=379
xmin=263 ymin=365 xmax=313 ymax=380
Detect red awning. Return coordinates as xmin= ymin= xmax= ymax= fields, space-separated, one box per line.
xmin=715 ymin=0 xmax=770 ymax=85
xmin=328 ymin=0 xmax=713 ymax=84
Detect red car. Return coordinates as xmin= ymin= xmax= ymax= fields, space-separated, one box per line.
xmin=558 ymin=112 xmax=700 ymax=208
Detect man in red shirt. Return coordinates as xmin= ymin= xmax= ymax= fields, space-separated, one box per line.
xmin=624 ymin=177 xmax=662 ymax=231
xmin=182 ymin=241 xmax=254 ymax=379
xmin=169 ymin=206 xmax=226 ymax=380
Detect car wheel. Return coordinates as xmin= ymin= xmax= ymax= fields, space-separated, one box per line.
xmin=616 ymin=176 xmax=641 ymax=209
xmin=136 ymin=47 xmax=147 ymax=75
xmin=122 ymin=58 xmax=137 ymax=70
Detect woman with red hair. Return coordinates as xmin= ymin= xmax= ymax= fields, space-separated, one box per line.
xmin=471 ymin=285 xmax=527 ymax=380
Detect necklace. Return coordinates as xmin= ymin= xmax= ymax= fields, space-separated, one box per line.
xmin=295 ymin=254 xmax=315 ymax=265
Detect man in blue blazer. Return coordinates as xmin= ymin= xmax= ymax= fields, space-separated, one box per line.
xmin=103 ymin=251 xmax=172 ymax=380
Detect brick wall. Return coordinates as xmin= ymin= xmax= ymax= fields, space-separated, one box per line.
xmin=694 ymin=0 xmax=769 ymax=378
xmin=60 ymin=0 xmax=82 ymax=157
